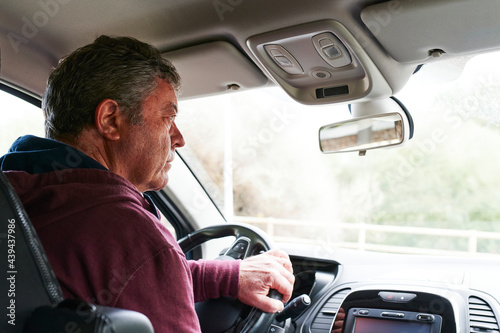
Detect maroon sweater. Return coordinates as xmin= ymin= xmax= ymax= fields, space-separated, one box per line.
xmin=1 ymin=136 xmax=240 ymax=332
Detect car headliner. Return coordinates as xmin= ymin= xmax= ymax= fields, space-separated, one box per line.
xmin=0 ymin=0 xmax=499 ymax=103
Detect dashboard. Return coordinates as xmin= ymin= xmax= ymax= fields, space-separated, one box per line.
xmin=282 ymin=247 xmax=500 ymax=333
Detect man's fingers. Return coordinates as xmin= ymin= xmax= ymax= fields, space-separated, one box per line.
xmin=255 ymin=294 xmax=285 ymax=313
xmin=274 ymin=270 xmax=294 ymax=303
xmin=237 ymin=248 xmax=295 ymax=312
xmin=263 ymin=249 xmax=295 ymax=303
xmin=276 ymin=256 xmax=293 ymax=274
xmin=267 ymin=249 xmax=294 ymax=276
xmin=266 ymin=249 xmax=290 ymax=263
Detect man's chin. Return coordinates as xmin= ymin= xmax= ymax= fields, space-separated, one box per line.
xmin=138 ymin=175 xmax=169 ymax=193
xmin=151 ymin=175 xmax=169 ymax=192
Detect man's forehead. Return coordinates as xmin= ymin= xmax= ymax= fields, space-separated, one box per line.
xmin=163 ymin=102 xmax=178 ymax=114
xmin=148 ymin=79 xmax=178 ymax=110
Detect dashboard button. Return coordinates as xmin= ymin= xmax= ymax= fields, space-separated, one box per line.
xmin=379 ymin=291 xmax=417 ymax=303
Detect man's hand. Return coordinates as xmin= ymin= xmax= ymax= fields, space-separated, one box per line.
xmin=237 ymin=249 xmax=295 ymax=313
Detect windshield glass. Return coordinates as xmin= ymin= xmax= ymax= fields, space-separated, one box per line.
xmin=176 ymin=51 xmax=500 ymax=257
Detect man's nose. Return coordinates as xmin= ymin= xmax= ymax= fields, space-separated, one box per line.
xmin=171 ymin=122 xmax=185 ymax=148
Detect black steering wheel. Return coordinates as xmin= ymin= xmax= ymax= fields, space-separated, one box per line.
xmin=178 ymin=223 xmax=282 ymax=333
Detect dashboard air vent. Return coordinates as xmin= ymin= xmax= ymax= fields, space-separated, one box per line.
xmin=469 ymin=296 xmax=499 ymax=333
xmin=311 ymin=288 xmax=351 ymax=333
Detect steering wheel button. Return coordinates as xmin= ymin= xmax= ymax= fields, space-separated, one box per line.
xmin=227 ymin=251 xmax=243 ymax=259
xmin=234 ymin=243 xmax=246 ymax=253
xmin=268 ymin=324 xmax=285 ymax=333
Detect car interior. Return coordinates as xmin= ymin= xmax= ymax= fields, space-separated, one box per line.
xmin=2 ymin=0 xmax=500 ymax=332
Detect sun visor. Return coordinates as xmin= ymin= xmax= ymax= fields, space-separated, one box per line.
xmin=361 ymin=0 xmax=500 ymax=63
xmin=163 ymin=41 xmax=268 ymax=99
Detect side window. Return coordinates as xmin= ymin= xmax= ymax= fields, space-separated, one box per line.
xmin=0 ymin=90 xmax=45 ymax=153
xmin=159 ymin=211 xmax=177 ymax=239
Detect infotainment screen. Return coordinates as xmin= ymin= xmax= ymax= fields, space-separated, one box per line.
xmin=342 ymin=308 xmax=442 ymax=333
xmin=353 ymin=316 xmax=431 ymax=333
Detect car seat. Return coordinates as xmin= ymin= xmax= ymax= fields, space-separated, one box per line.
xmin=0 ymin=171 xmax=154 ymax=333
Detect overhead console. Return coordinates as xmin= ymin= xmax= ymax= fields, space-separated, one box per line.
xmin=247 ymin=20 xmax=392 ymax=105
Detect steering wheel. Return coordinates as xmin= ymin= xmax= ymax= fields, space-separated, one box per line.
xmin=178 ymin=223 xmax=282 ymax=333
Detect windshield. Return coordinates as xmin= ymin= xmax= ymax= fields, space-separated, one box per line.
xmin=177 ymin=51 xmax=500 ymax=257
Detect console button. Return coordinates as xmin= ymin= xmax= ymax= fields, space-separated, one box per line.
xmin=264 ymin=44 xmax=304 ymax=75
xmin=381 ymin=311 xmax=405 ymax=318
xmin=417 ymin=314 xmax=435 ymax=322
xmin=323 ymin=45 xmax=342 ymax=58
xmin=275 ymin=56 xmax=293 ymax=67
xmin=318 ymin=37 xmax=334 ymax=48
xmin=312 ymin=32 xmax=352 ymax=68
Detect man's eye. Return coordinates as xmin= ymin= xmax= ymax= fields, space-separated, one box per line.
xmin=167 ymin=115 xmax=176 ymax=122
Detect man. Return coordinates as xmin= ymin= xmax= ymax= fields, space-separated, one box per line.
xmin=0 ymin=35 xmax=294 ymax=332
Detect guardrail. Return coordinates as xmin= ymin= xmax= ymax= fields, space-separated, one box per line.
xmin=233 ymin=216 xmax=500 ymax=257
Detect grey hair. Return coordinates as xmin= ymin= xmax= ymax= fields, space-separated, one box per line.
xmin=42 ymin=35 xmax=181 ymax=141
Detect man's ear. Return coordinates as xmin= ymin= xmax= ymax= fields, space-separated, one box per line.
xmin=94 ymin=99 xmax=125 ymax=140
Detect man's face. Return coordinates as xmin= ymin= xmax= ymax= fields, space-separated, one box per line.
xmin=118 ymin=78 xmax=185 ymax=192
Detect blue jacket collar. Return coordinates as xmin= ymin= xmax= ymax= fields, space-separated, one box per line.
xmin=0 ymin=135 xmax=107 ymax=174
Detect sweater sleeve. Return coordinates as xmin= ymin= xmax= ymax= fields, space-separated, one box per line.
xmin=188 ymin=259 xmax=240 ymax=302
xmin=113 ymin=246 xmax=202 ymax=333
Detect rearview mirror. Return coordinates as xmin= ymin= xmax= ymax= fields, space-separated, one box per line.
xmin=319 ymin=97 xmax=413 ymax=155
xmin=319 ymin=113 xmax=404 ymax=154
